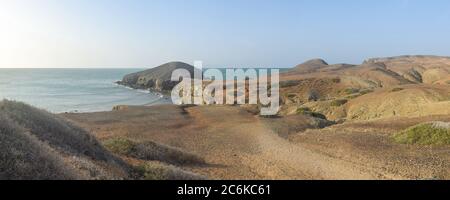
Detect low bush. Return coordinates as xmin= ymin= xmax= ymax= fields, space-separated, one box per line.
xmin=393 ymin=122 xmax=450 ymax=146
xmin=359 ymin=89 xmax=374 ymax=95
xmin=331 ymin=77 xmax=341 ymax=83
xmin=135 ymin=162 xmax=205 ymax=180
xmin=330 ymin=99 xmax=348 ymax=107
xmin=296 ymin=107 xmax=327 ymax=120
xmin=296 ymin=107 xmax=311 ymax=114
xmin=103 ymin=137 xmax=205 ymax=165
xmin=343 ymin=88 xmax=359 ymax=95
xmin=280 ymin=80 xmax=301 ymax=88
xmin=287 ymin=93 xmax=297 ymax=98
xmin=103 ymin=137 xmax=135 ymax=155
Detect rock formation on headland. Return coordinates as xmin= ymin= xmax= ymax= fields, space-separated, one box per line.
xmin=117 ymin=61 xmax=201 ymax=92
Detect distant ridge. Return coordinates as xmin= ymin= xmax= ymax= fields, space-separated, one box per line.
xmin=284 ymin=55 xmax=450 ymax=86
xmin=364 ymin=55 xmax=450 ymax=64
xmin=279 ymin=55 xmax=450 ymax=121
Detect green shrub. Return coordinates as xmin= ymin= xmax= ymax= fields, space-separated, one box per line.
xmin=343 ymin=88 xmax=359 ymax=95
xmin=345 ymin=89 xmax=374 ymax=99
xmin=296 ymin=107 xmax=311 ymax=114
xmin=347 ymin=94 xmax=361 ymax=99
xmin=296 ymin=107 xmax=326 ymax=120
xmin=359 ymin=89 xmax=374 ymax=95
xmin=280 ymin=80 xmax=301 ymax=88
xmin=103 ymin=137 xmax=136 ymax=155
xmin=135 ymin=162 xmax=168 ymax=180
xmin=331 ymin=78 xmax=341 ymax=83
xmin=287 ymin=93 xmax=297 ymax=98
xmin=135 ymin=162 xmax=205 ymax=180
xmin=393 ymin=122 xmax=450 ymax=146
xmin=309 ymin=112 xmax=327 ymax=120
xmin=103 ymin=137 xmax=205 ymax=165
xmin=330 ymin=99 xmax=348 ymax=107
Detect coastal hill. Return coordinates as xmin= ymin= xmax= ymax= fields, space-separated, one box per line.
xmin=291 ymin=58 xmax=330 ymax=73
xmin=118 ymin=55 xmax=450 ymax=121
xmin=0 ymin=100 xmax=129 ymax=179
xmin=117 ymin=61 xmax=201 ymax=91
xmin=280 ymin=55 xmax=450 ymax=121
xmin=283 ymin=55 xmax=450 ymax=86
xmin=0 ymin=100 xmax=204 ymax=180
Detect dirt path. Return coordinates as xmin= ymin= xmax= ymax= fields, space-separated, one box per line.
xmin=64 ymin=105 xmax=448 ymax=180
xmin=183 ymin=106 xmax=402 ymax=180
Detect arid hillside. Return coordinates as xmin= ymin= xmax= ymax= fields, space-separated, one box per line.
xmin=0 ymin=100 xmax=204 ymax=180
xmin=280 ymin=55 xmax=450 ymax=121
xmin=0 ymin=100 xmax=130 ymax=180
xmin=64 ymin=104 xmax=450 ymax=180
xmin=364 ymin=55 xmax=450 ymax=84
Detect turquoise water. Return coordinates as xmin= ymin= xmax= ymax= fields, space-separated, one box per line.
xmin=0 ymin=68 xmax=170 ymax=113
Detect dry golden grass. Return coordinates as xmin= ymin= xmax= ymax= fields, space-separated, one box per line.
xmin=0 ymin=100 xmax=132 ymax=180
xmin=103 ymin=137 xmax=205 ymax=165
xmin=0 ymin=112 xmax=75 ymax=180
xmin=0 ymin=100 xmax=204 ymax=180
xmin=135 ymin=161 xmax=206 ymax=180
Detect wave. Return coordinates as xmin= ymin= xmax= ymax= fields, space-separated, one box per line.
xmin=113 ymin=81 xmax=168 ymax=98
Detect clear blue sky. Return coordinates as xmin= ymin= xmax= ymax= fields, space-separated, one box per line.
xmin=1 ymin=0 xmax=450 ymax=68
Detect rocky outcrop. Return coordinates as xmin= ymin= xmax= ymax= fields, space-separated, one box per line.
xmin=117 ymin=62 xmax=201 ymax=92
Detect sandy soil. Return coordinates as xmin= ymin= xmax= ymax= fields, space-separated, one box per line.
xmin=62 ymin=105 xmax=450 ymax=180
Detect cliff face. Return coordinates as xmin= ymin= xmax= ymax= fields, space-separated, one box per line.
xmin=118 ymin=62 xmax=201 ymax=91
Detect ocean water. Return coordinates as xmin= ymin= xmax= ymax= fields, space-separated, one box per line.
xmin=0 ymin=68 xmax=171 ymax=113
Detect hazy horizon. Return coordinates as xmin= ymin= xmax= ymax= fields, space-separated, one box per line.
xmin=1 ymin=0 xmax=450 ymax=68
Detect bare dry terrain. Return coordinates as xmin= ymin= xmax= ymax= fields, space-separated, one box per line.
xmin=63 ymin=105 xmax=450 ymax=180
xmin=0 ymin=100 xmax=204 ymax=180
xmin=2 ymin=55 xmax=449 ymax=180
xmin=59 ymin=55 xmax=450 ymax=180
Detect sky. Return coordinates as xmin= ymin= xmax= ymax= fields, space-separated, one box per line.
xmin=1 ymin=0 xmax=450 ymax=68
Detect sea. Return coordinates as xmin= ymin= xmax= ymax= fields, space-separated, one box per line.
xmin=0 ymin=68 xmax=171 ymax=113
